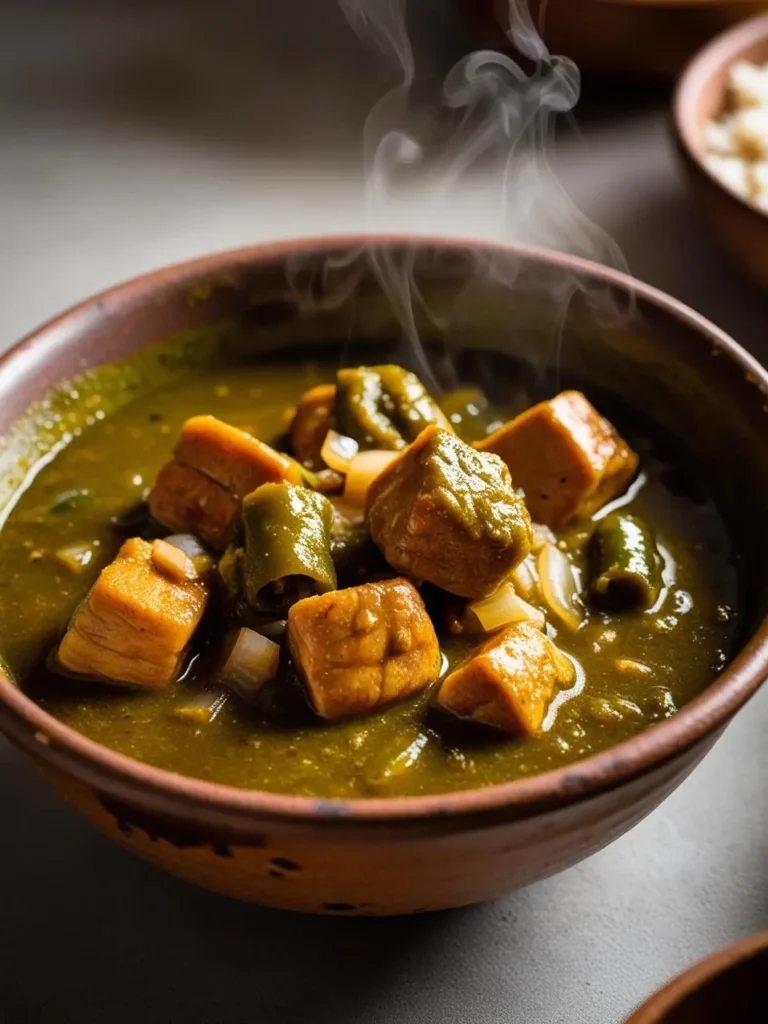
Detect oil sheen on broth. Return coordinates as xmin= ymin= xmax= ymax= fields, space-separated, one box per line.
xmin=0 ymin=361 xmax=739 ymax=798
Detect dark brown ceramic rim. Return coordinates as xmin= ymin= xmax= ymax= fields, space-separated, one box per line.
xmin=1 ymin=235 xmax=768 ymax=829
xmin=673 ymin=10 xmax=768 ymax=218
xmin=624 ymin=931 xmax=768 ymax=1022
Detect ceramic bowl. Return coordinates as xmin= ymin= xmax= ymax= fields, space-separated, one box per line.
xmin=1 ymin=237 xmax=767 ymax=915
xmin=625 ymin=931 xmax=768 ymax=1022
xmin=461 ymin=1 xmax=764 ymax=81
xmin=674 ymin=11 xmax=768 ymax=288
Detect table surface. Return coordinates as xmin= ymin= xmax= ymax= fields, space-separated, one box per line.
xmin=1 ymin=3 xmax=767 ymax=1022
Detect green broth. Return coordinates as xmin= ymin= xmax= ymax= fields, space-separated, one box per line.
xmin=0 ymin=362 xmax=739 ymax=798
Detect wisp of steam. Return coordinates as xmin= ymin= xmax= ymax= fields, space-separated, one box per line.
xmin=331 ymin=0 xmax=633 ymax=387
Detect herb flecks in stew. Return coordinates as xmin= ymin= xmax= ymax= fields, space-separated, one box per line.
xmin=0 ymin=359 xmax=739 ymax=798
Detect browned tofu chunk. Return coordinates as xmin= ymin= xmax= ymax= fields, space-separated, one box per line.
xmin=286 ymin=578 xmax=441 ymax=719
xmin=149 ymin=460 xmax=240 ymax=551
xmin=57 ymin=538 xmax=208 ymax=688
xmin=175 ymin=415 xmax=302 ymax=496
xmin=149 ymin=415 xmax=302 ymax=550
xmin=475 ymin=391 xmax=638 ymax=527
xmin=436 ymin=622 xmax=574 ymax=736
xmin=366 ymin=425 xmax=532 ymax=600
xmin=290 ymin=384 xmax=336 ymax=468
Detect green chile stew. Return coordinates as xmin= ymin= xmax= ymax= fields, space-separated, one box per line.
xmin=0 ymin=347 xmax=739 ymax=798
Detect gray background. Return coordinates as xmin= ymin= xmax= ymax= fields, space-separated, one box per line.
xmin=1 ymin=2 xmax=767 ymax=1021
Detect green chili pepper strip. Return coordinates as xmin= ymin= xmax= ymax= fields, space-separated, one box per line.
xmin=334 ymin=365 xmax=451 ymax=451
xmin=589 ymin=513 xmax=662 ymax=611
xmin=335 ymin=367 xmax=401 ymax=450
xmin=241 ymin=482 xmax=337 ymax=614
xmin=377 ymin=364 xmax=451 ymax=441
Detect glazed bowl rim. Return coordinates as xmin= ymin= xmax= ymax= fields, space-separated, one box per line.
xmin=673 ymin=9 xmax=768 ymax=220
xmin=624 ymin=930 xmax=768 ymax=1022
xmin=1 ymin=234 xmax=767 ymax=827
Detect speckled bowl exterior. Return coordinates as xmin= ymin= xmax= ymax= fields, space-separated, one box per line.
xmin=1 ymin=237 xmax=767 ymax=915
xmin=625 ymin=931 xmax=768 ymax=1022
xmin=674 ymin=12 xmax=768 ymax=288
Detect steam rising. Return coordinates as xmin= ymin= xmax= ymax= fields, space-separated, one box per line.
xmin=332 ymin=0 xmax=633 ymax=380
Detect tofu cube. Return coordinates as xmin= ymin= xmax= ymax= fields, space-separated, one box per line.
xmin=149 ymin=415 xmax=302 ymax=550
xmin=475 ymin=391 xmax=638 ymax=526
xmin=175 ymin=415 xmax=301 ymax=497
xmin=286 ymin=578 xmax=441 ymax=719
xmin=149 ymin=460 xmax=240 ymax=551
xmin=366 ymin=425 xmax=532 ymax=600
xmin=57 ymin=538 xmax=208 ymax=688
xmin=436 ymin=621 xmax=574 ymax=736
xmin=290 ymin=383 xmax=336 ymax=468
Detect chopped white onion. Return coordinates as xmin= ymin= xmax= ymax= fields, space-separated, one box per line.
xmin=173 ymin=689 xmax=229 ymax=724
xmin=218 ymin=627 xmax=280 ymax=700
xmin=55 ymin=543 xmax=94 ymax=574
xmin=343 ymin=450 xmax=399 ymax=507
xmin=537 ymin=543 xmax=584 ymax=632
xmin=152 ymin=538 xmax=195 ymax=582
xmin=164 ymin=534 xmax=213 ymax=576
xmin=164 ymin=533 xmax=208 ymax=559
xmin=466 ymin=582 xmax=546 ymax=633
xmin=511 ymin=554 xmax=538 ymax=599
xmin=320 ymin=430 xmax=359 ymax=473
xmin=530 ymin=522 xmax=557 ymax=552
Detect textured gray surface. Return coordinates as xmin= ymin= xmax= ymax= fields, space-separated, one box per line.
xmin=1 ymin=3 xmax=767 ymax=1022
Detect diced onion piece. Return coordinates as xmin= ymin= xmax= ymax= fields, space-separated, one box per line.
xmin=466 ymin=582 xmax=546 ymax=633
xmin=55 ymin=543 xmax=94 ymax=574
xmin=152 ymin=538 xmax=195 ymax=582
xmin=218 ymin=627 xmax=280 ymax=701
xmin=321 ymin=430 xmax=359 ymax=473
xmin=537 ymin=542 xmax=584 ymax=632
xmin=511 ymin=554 xmax=538 ymax=599
xmin=614 ymin=659 xmax=652 ymax=677
xmin=173 ymin=689 xmax=229 ymax=724
xmin=164 ymin=533 xmax=208 ymax=559
xmin=530 ymin=522 xmax=557 ymax=552
xmin=343 ymin=450 xmax=399 ymax=507
xmin=164 ymin=533 xmax=213 ymax=576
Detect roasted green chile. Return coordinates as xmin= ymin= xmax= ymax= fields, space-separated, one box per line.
xmin=221 ymin=482 xmax=336 ymax=615
xmin=334 ymin=364 xmax=451 ymax=450
xmin=588 ymin=513 xmax=663 ymax=610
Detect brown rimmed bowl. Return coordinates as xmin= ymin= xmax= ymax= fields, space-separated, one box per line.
xmin=625 ymin=931 xmax=768 ymax=1022
xmin=461 ymin=1 xmax=764 ymax=81
xmin=674 ymin=11 xmax=768 ymax=288
xmin=1 ymin=236 xmax=768 ymax=915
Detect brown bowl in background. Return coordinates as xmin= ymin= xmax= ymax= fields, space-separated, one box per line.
xmin=625 ymin=931 xmax=768 ymax=1022
xmin=1 ymin=237 xmax=768 ymax=915
xmin=462 ymin=1 xmax=764 ymax=81
xmin=674 ymin=11 xmax=768 ymax=288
